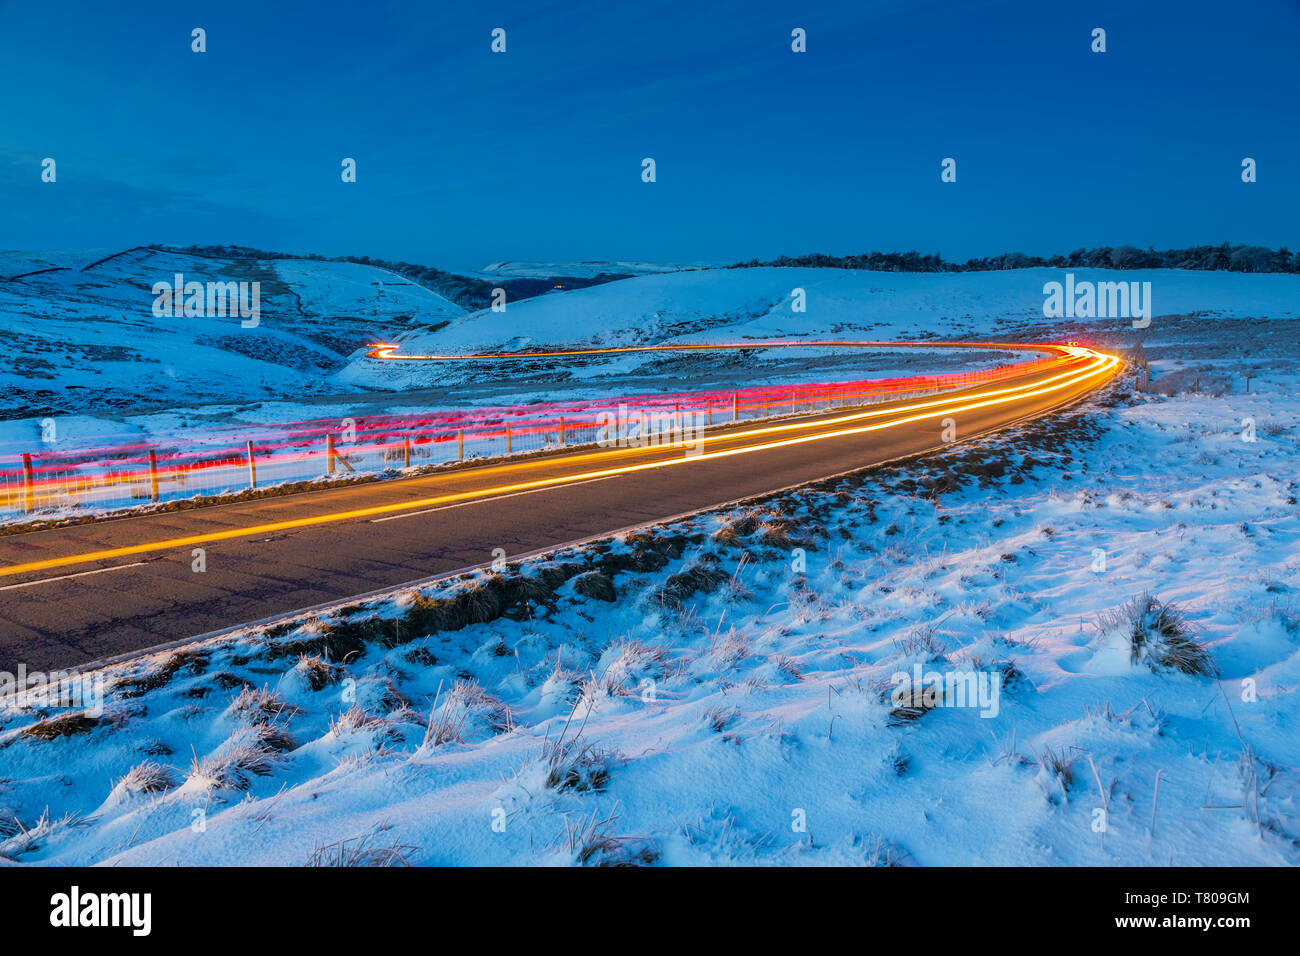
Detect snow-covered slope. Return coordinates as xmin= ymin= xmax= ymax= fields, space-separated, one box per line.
xmin=0 ymin=249 xmax=120 ymax=277
xmin=340 ymin=266 xmax=1300 ymax=392
xmin=0 ymin=248 xmax=464 ymax=420
xmin=0 ymin=262 xmax=1296 ymax=866
xmin=2 ymin=353 xmax=1297 ymax=866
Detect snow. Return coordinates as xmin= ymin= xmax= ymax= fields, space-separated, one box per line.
xmin=2 ymin=345 xmax=1297 ymax=865
xmin=337 ymin=266 xmax=1300 ymax=393
xmin=0 ymin=247 xmax=464 ymax=427
xmin=2 ymin=261 xmax=1297 ymax=866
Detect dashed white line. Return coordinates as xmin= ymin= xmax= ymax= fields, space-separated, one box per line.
xmin=0 ymin=561 xmax=149 ymax=591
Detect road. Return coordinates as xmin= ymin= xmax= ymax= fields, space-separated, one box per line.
xmin=0 ymin=345 xmax=1118 ymax=670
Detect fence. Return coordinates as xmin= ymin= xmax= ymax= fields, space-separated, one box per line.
xmin=0 ymin=350 xmax=1073 ymax=521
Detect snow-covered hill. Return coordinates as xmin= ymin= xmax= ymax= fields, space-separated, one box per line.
xmin=0 ymin=247 xmax=464 ymax=421
xmin=340 ymin=266 xmax=1300 ymax=392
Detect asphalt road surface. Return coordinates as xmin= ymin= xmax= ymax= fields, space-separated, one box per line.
xmin=0 ymin=349 xmax=1117 ymax=670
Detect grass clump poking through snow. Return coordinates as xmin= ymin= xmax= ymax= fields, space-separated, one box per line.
xmin=329 ymin=706 xmax=397 ymax=743
xmin=558 ymin=806 xmax=658 ymax=866
xmin=537 ymin=699 xmax=618 ymax=793
xmin=117 ymin=649 xmax=209 ymax=696
xmin=573 ymin=571 xmax=617 ymax=602
xmin=593 ymin=638 xmax=672 ymax=696
xmin=22 ymin=712 xmax=100 ymax=740
xmin=402 ymin=579 xmax=513 ymax=637
xmin=190 ymin=739 xmax=281 ymax=791
xmin=402 ymin=572 xmax=560 ymax=637
xmin=1036 ymin=747 xmax=1075 ymax=802
xmin=543 ymin=737 xmax=616 ymax=792
xmin=227 ymin=685 xmax=298 ymax=725
xmin=1103 ymin=594 xmax=1215 ymax=676
xmin=306 ymin=825 xmax=416 ymax=867
xmin=291 ymin=654 xmax=339 ymax=691
xmin=652 ymin=561 xmax=729 ymax=610
xmin=422 ymin=680 xmax=512 ymax=747
xmin=115 ymin=760 xmax=177 ymax=796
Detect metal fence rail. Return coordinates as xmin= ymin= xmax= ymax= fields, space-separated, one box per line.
xmin=0 ymin=352 xmax=1070 ymax=521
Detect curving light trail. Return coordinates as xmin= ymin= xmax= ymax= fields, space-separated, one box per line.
xmin=0 ymin=343 xmax=1119 ymax=579
xmin=366 ymin=339 xmax=1070 ymax=361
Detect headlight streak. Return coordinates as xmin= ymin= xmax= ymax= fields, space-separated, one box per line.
xmin=0 ymin=346 xmax=1118 ymax=579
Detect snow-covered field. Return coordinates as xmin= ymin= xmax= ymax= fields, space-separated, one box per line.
xmin=2 ymin=347 xmax=1296 ymax=865
xmin=0 ymin=247 xmax=463 ymax=430
xmin=1 ymin=261 xmax=1296 ymax=866
xmin=6 ymin=257 xmax=1297 ymax=465
xmin=337 ymin=265 xmax=1300 ymax=391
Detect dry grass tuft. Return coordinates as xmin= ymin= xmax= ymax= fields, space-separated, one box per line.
xmin=306 ymin=825 xmax=416 ymax=867
xmin=704 ymin=705 xmax=740 ymax=733
xmin=573 ymin=571 xmax=617 ymax=602
xmin=423 ymin=680 xmax=511 ymax=747
xmin=893 ymin=624 xmax=948 ymax=661
xmin=116 ymin=760 xmax=177 ymax=795
xmin=117 ymin=649 xmax=209 ymax=696
xmin=191 ymin=740 xmax=281 ymax=790
xmin=1037 ymin=747 xmax=1075 ymax=794
xmin=293 ymin=654 xmax=339 ymax=691
xmin=228 ymin=685 xmax=298 ymax=725
xmin=652 ymin=562 xmax=729 ymax=611
xmin=543 ymin=736 xmax=616 ymax=792
xmin=22 ymin=712 xmax=100 ymax=741
xmin=329 ymin=706 xmax=394 ymax=740
xmin=1101 ymin=593 xmax=1215 ymax=676
xmin=559 ymin=805 xmax=657 ymax=866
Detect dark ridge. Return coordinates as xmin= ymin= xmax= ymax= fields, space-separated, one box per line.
xmin=151 ymin=244 xmax=634 ymax=310
xmin=728 ymin=243 xmax=1299 ymax=274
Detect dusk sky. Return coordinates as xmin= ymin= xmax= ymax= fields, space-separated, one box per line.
xmin=2 ymin=0 xmax=1296 ymax=271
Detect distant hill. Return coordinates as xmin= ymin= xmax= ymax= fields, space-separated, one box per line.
xmin=0 ymin=246 xmax=464 ymax=419
xmin=159 ymin=245 xmax=637 ymax=310
xmin=338 ymin=264 xmax=1300 ymax=393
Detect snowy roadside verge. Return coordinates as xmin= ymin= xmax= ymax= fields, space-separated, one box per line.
xmin=0 ymin=368 xmax=1296 ymax=866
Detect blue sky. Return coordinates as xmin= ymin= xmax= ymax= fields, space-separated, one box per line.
xmin=1 ymin=0 xmax=1296 ymax=271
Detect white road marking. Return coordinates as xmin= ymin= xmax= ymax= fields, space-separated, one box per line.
xmin=0 ymin=561 xmax=149 ymax=591
xmin=368 ymin=475 xmax=622 ymax=523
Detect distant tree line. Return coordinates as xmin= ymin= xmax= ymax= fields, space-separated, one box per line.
xmin=159 ymin=244 xmax=629 ymax=310
xmin=728 ymin=243 xmax=1299 ymax=274
xmin=158 ymin=242 xmax=1299 ymax=310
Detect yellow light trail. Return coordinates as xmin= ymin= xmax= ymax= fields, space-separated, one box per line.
xmin=0 ymin=347 xmax=1118 ymax=579
xmin=367 ymin=339 xmax=1071 ymax=361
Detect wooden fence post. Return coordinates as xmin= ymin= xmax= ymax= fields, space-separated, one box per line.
xmin=22 ymin=453 xmax=34 ymax=514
